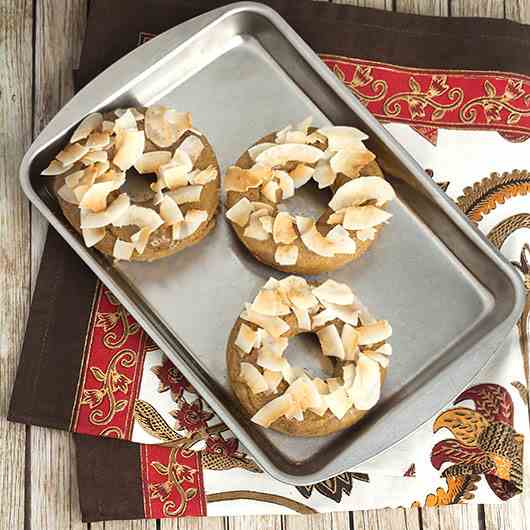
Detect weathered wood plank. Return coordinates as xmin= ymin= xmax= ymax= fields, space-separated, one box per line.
xmin=161 ymin=516 xmax=224 ymax=529
xmin=353 ymin=507 xmax=421 ymax=530
xmin=333 ymin=0 xmax=393 ymax=9
xmin=422 ymin=504 xmax=485 ymax=530
xmin=104 ymin=520 xmax=160 ymax=529
xmin=28 ymin=2 xmax=92 ymax=530
xmin=228 ymin=514 xmax=281 ymax=530
xmin=394 ymin=0 xmax=448 ymax=15
xmin=505 ymin=0 xmax=530 ymax=22
xmin=451 ymin=0 xmax=503 ymax=17
xmin=0 ymin=2 xmax=33 ymax=530
xmin=284 ymin=512 xmax=350 ymax=530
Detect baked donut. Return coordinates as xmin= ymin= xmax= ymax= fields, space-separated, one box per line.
xmin=225 ymin=118 xmax=395 ymax=274
xmin=41 ymin=106 xmax=220 ymax=261
xmin=227 ymin=276 xmax=392 ymax=436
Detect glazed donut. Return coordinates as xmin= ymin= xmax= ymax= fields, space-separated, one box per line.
xmin=224 ymin=118 xmax=395 ymax=274
xmin=226 ymin=276 xmax=392 ymax=436
xmin=42 ymin=106 xmax=220 ymax=262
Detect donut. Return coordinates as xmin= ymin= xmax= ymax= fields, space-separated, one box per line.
xmin=224 ymin=118 xmax=395 ymax=274
xmin=226 ymin=276 xmax=392 ymax=436
xmin=41 ymin=106 xmax=220 ymax=262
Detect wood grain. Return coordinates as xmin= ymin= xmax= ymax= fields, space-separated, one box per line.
xmin=2 ymin=0 xmax=528 ymax=529
xmin=0 ymin=2 xmax=33 ymax=530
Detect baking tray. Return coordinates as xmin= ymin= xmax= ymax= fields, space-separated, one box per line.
xmin=20 ymin=2 xmax=524 ymax=485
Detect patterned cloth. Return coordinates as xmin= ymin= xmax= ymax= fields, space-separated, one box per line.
xmin=9 ymin=0 xmax=530 ymax=522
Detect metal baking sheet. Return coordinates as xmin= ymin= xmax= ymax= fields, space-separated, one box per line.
xmin=20 ymin=2 xmax=524 ymax=485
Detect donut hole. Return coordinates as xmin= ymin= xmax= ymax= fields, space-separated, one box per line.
xmin=283 ymin=332 xmax=339 ymax=380
xmin=120 ymin=167 xmax=156 ymax=203
xmin=280 ymin=178 xmax=330 ymax=220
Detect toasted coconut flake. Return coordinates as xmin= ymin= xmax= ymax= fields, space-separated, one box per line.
xmin=168 ymin=185 xmax=203 ymax=205
xmin=289 ymin=164 xmax=314 ymax=188
xmin=78 ymin=179 xmax=122 ymax=213
xmin=57 ymin=184 xmax=79 ymax=204
xmin=240 ymin=305 xmax=289 ymax=338
xmin=279 ymin=276 xmax=318 ymax=310
xmin=357 ymin=227 xmax=377 ymax=241
xmin=349 ymin=353 xmax=381 ymax=410
xmin=295 ymin=216 xmax=336 ymax=257
xmin=317 ymin=324 xmax=345 ymax=359
xmin=341 ymin=323 xmax=360 ymax=361
xmin=296 ymin=116 xmax=313 ymax=134
xmin=285 ymin=404 xmax=304 ymax=421
xmin=256 ymin=143 xmax=324 ymax=167
xmin=311 ymin=308 xmax=336 ymax=329
xmin=113 ymin=130 xmax=145 ymax=170
xmin=322 ymin=300 xmax=359 ymax=325
xmin=240 ymin=363 xmax=268 ymax=394
xmin=286 ymin=376 xmax=324 ymax=410
xmin=85 ymin=131 xmax=111 ymax=150
xmin=313 ymin=159 xmax=336 ymax=189
xmin=376 ymin=343 xmax=392 ymax=356
xmin=243 ymin=210 xmax=271 ymax=241
xmin=282 ymin=365 xmax=307 ymax=385
xmin=343 ymin=363 xmax=356 ymax=388
xmin=329 ymin=176 xmax=396 ymax=211
xmin=312 ymin=377 xmax=329 ymax=395
xmin=250 ymin=201 xmax=274 ymax=214
xmin=276 ymin=171 xmax=295 ymax=200
xmin=327 ymin=210 xmax=346 ymax=225
xmin=275 ymin=124 xmax=292 ymax=144
xmin=144 ymin=106 xmax=191 ymax=147
xmin=82 ymin=227 xmax=105 ymax=247
xmin=226 ymin=197 xmax=252 ymax=227
xmin=263 ymin=370 xmax=283 ymax=394
xmin=293 ymin=305 xmax=311 ymax=331
xmin=101 ymin=120 xmax=114 ymax=132
xmin=178 ymin=209 xmax=208 ymax=239
xmin=261 ymin=180 xmax=280 ymax=203
xmin=115 ymin=108 xmax=144 ymax=121
xmin=252 ymin=289 xmax=290 ymax=317
xmin=326 ymin=378 xmax=342 ymax=392
xmin=158 ymin=162 xmax=188 ymax=189
xmin=330 ymin=147 xmax=375 ymax=179
xmin=357 ymin=321 xmax=392 ymax=345
xmin=134 ymin=151 xmax=172 ymax=174
xmin=113 ymin=239 xmax=135 ymax=261
xmin=114 ymin=204 xmax=164 ymax=231
xmin=114 ymin=109 xmax=138 ymax=131
xmin=317 ymin=126 xmax=368 ymax=151
xmin=56 ymin=143 xmax=90 ymax=166
xmin=189 ymin=166 xmax=217 ymax=185
xmin=275 ymin=244 xmax=299 ymax=266
xmin=172 ymin=148 xmax=194 ymax=171
xmin=41 ymin=160 xmax=73 ymax=176
xmin=343 ymin=205 xmax=392 ymax=230
xmin=159 ymin=195 xmax=184 ymax=225
xmin=312 ymin=279 xmax=354 ymax=305
xmin=80 ymin=193 xmax=130 ymax=229
xmin=251 ymin=393 xmax=295 ymax=427
xmin=82 ymin=150 xmax=108 ymax=165
xmin=257 ymin=351 xmax=289 ymax=372
xmin=259 ymin=215 xmax=274 ymax=233
xmin=285 ymin=130 xmax=309 ymax=144
xmin=325 ymin=387 xmax=354 ymax=420
xmin=130 ymin=227 xmax=151 ymax=255
xmin=272 ymin=212 xmax=297 ymax=244
xmin=260 ymin=333 xmax=288 ymax=357
xmin=70 ymin=113 xmax=103 ymax=143
xmin=235 ymin=323 xmax=258 ymax=354
xmin=178 ymin=135 xmax=204 ymax=164
xmin=248 ymin=143 xmax=276 ymax=161
xmin=225 ymin=165 xmax=270 ymax=192
xmin=326 ymin=225 xmax=357 ymax=254
xmin=364 ymin=350 xmax=390 ymax=368
xmin=64 ymin=170 xmax=85 ymax=188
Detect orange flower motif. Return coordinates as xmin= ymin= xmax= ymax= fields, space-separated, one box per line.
xmin=80 ymin=388 xmax=106 ymax=409
xmin=503 ymin=79 xmax=525 ymax=102
xmin=110 ymin=370 xmax=132 ymax=393
xmin=171 ymin=399 xmax=214 ymax=434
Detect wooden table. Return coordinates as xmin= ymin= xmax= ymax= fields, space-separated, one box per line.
xmin=1 ymin=0 xmax=529 ymax=529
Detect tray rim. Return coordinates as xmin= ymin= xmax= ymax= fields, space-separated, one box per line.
xmin=19 ymin=1 xmax=525 ymax=485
